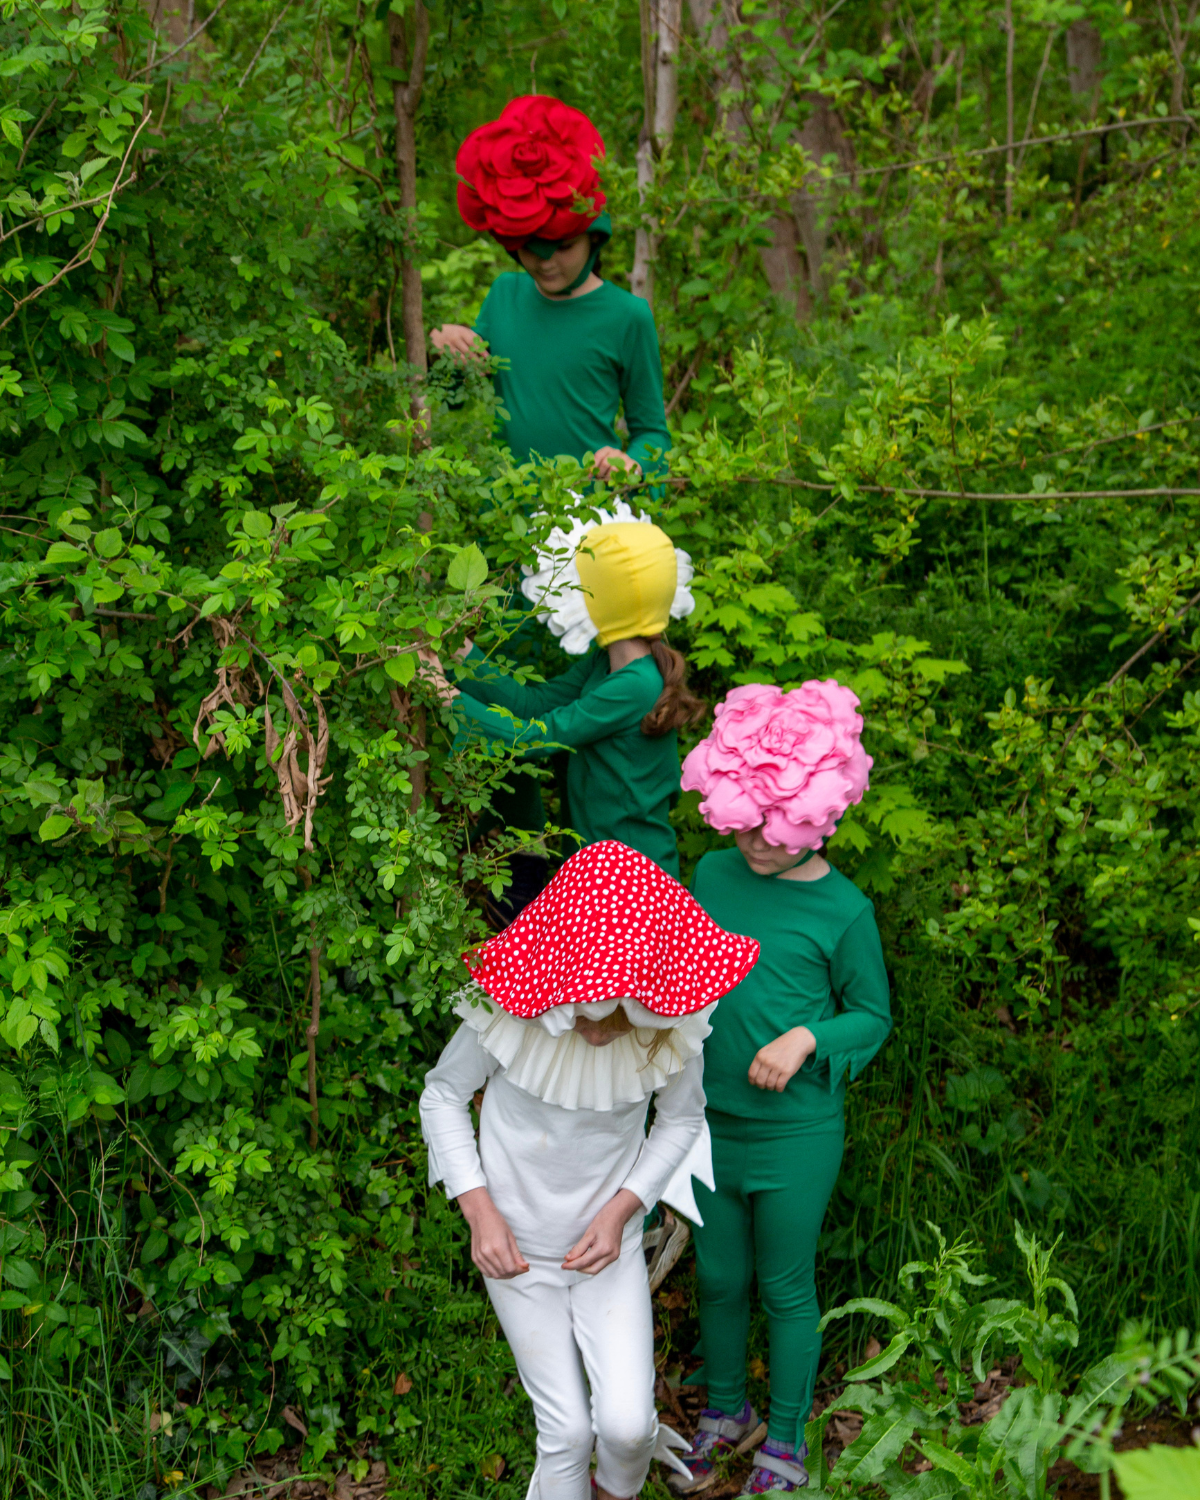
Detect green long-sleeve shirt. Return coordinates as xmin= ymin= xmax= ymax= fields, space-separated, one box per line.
xmin=691 ymin=848 xmax=892 ymax=1122
xmin=454 ymin=647 xmax=681 ymax=877
xmin=474 ymin=273 xmax=671 ymax=473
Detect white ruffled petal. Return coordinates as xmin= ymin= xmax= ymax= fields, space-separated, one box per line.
xmin=519 ymin=504 xmax=695 ymax=654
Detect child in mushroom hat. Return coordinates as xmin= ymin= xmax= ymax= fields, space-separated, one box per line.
xmin=669 ymin=683 xmax=892 ymax=1496
xmin=420 ymin=840 xmax=760 ymax=1500
xmin=430 ymin=95 xmax=670 ymax=483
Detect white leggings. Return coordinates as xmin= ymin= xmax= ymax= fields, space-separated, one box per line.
xmin=485 ymin=1247 xmax=658 ymax=1499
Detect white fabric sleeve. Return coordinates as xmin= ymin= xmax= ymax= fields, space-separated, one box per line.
xmin=419 ymin=1024 xmax=499 ymax=1199
xmin=619 ymin=1052 xmax=709 ymax=1220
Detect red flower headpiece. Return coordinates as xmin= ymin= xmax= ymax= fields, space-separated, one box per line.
xmin=456 ymin=95 xmax=607 ymax=249
xmin=464 ymin=841 xmax=760 ymax=1020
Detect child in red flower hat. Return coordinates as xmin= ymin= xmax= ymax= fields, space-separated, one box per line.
xmin=420 ymin=841 xmax=759 ymax=1500
xmin=431 ymin=96 xmax=670 ymax=483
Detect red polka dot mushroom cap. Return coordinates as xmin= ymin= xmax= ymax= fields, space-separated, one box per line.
xmin=464 ymin=841 xmax=760 ymax=1020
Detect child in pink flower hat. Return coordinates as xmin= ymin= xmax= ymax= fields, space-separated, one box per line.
xmin=668 ymin=682 xmax=892 ymax=1495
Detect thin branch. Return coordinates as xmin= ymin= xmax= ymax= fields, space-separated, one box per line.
xmin=825 ymin=115 xmax=1195 ymax=183
xmin=0 ymin=113 xmax=150 ymax=332
xmin=1104 ymin=587 xmax=1200 ymax=688
xmin=1016 ymin=28 xmax=1058 ymax=172
xmin=665 ymin=345 xmax=704 ymax=417
xmin=1033 ymin=413 xmax=1200 ymax=461
xmin=214 ymin=1 xmax=293 ymax=125
xmin=131 ymin=0 xmax=232 ymax=76
xmin=306 ymin=934 xmax=321 ymax=1151
xmin=671 ymin=475 xmax=1200 ymax=501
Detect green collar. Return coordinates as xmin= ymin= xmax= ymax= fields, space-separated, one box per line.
xmin=518 ymin=210 xmax=612 ymax=297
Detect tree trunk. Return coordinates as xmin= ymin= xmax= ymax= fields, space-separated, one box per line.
xmin=687 ymin=0 xmax=856 ymax=321
xmin=387 ymin=3 xmax=430 ymax=395
xmin=631 ymin=0 xmax=682 ymax=306
xmin=1064 ymin=20 xmax=1102 ymax=98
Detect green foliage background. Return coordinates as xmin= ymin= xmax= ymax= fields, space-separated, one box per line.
xmin=0 ymin=0 xmax=1198 ymax=1494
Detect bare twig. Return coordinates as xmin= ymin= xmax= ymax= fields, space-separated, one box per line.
xmin=1016 ymin=28 xmax=1058 ymax=172
xmin=1104 ymin=586 xmax=1200 ymax=688
xmin=665 ymin=345 xmax=704 ymax=417
xmin=825 ymin=115 xmax=1195 ymax=183
xmin=131 ymin=0 xmax=232 ymax=75
xmin=0 ymin=112 xmax=150 ymax=331
xmin=671 ymin=475 xmax=1200 ymax=501
xmin=306 ymin=934 xmax=321 ymax=1151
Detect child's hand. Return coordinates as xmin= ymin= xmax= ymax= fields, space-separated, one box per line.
xmin=457 ymin=1187 xmax=529 ymax=1279
xmin=592 ymin=446 xmax=641 ymax=482
xmin=431 ymin=324 xmax=486 ymax=362
xmin=748 ymin=1026 xmax=817 ymax=1092
xmin=416 ymin=646 xmax=459 ymax=705
xmin=561 ymin=1188 xmax=644 ymax=1275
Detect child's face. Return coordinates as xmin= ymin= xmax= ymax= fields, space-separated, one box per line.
xmin=573 ymin=1004 xmax=634 ymax=1048
xmin=735 ymin=824 xmax=810 ymax=876
xmin=517 ymin=233 xmax=593 ymax=295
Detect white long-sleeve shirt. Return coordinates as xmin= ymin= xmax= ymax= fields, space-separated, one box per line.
xmin=420 ymin=1021 xmax=709 ymax=1259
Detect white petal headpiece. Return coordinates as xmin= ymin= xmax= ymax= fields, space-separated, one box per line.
xmin=519 ymin=498 xmax=695 ymax=654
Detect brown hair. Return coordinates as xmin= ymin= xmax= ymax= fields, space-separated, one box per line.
xmin=642 ymin=637 xmax=707 ymax=739
xmin=579 ymin=1005 xmax=676 ymax=1065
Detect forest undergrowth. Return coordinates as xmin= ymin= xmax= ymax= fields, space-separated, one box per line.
xmin=0 ymin=0 xmax=1199 ymax=1495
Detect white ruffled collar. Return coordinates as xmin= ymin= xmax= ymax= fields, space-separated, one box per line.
xmin=453 ymin=984 xmax=713 ymax=1112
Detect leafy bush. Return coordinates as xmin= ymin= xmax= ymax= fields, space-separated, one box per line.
xmin=1 ymin=0 xmax=1198 ymax=1494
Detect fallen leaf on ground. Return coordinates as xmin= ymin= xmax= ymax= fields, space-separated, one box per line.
xmin=393 ymin=1370 xmax=412 ymax=1395
xmin=480 ymin=1454 xmax=506 ymax=1480
xmin=281 ymin=1404 xmax=309 ymax=1437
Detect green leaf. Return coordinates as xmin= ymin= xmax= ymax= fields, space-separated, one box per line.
xmin=447 ymin=542 xmax=488 ymax=592
xmin=2 ymin=1258 xmax=38 ymax=1290
xmin=38 ymin=815 xmax=74 ymax=841
xmin=103 ymin=1029 xmax=132 ymax=1068
xmin=44 ymin=542 xmax=87 ymax=566
xmin=126 ymin=1058 xmax=154 ymax=1104
xmin=0 ymin=1353 xmax=11 ymax=1380
xmin=385 ymin=653 xmax=416 ymax=686
xmin=832 ymin=1405 xmax=921 ymax=1485
xmin=1112 ymin=1444 xmax=1200 ymax=1500
xmin=842 ymin=1329 xmax=912 ymax=1380
xmin=920 ymin=1440 xmax=978 ymax=1483
xmin=151 ymin=1065 xmax=183 ymax=1097
xmin=93 ymin=528 xmax=123 ymax=558
xmin=140 ymin=1229 xmax=169 ymax=1265
xmin=105 ymin=330 xmax=135 ymax=361
xmin=142 ymin=781 xmax=195 ymax=821
xmin=241 ymin=509 xmax=273 ymax=539
xmin=818 ymin=1296 xmax=904 ymax=1329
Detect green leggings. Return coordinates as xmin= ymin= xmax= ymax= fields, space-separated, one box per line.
xmin=691 ymin=1110 xmax=845 ymax=1449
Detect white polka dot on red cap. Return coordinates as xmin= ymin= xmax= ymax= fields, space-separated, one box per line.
xmin=463 ymin=841 xmax=760 ymax=1019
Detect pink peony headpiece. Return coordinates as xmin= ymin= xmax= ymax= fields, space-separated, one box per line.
xmin=681 ymin=681 xmax=872 ymax=854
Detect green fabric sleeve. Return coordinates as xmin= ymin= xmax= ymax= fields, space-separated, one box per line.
xmin=472 ymin=284 xmax=495 ymax=347
xmin=805 ymin=907 xmax=892 ymax=1091
xmin=454 ymin=663 xmax=652 ymax=760
xmin=453 ymin=645 xmax=595 ymax=717
xmin=620 ymin=309 xmax=671 ymax=474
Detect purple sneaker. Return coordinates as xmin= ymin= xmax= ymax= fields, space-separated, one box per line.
xmin=667 ymin=1403 xmax=765 ymax=1494
xmin=740 ymin=1440 xmax=809 ymax=1492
